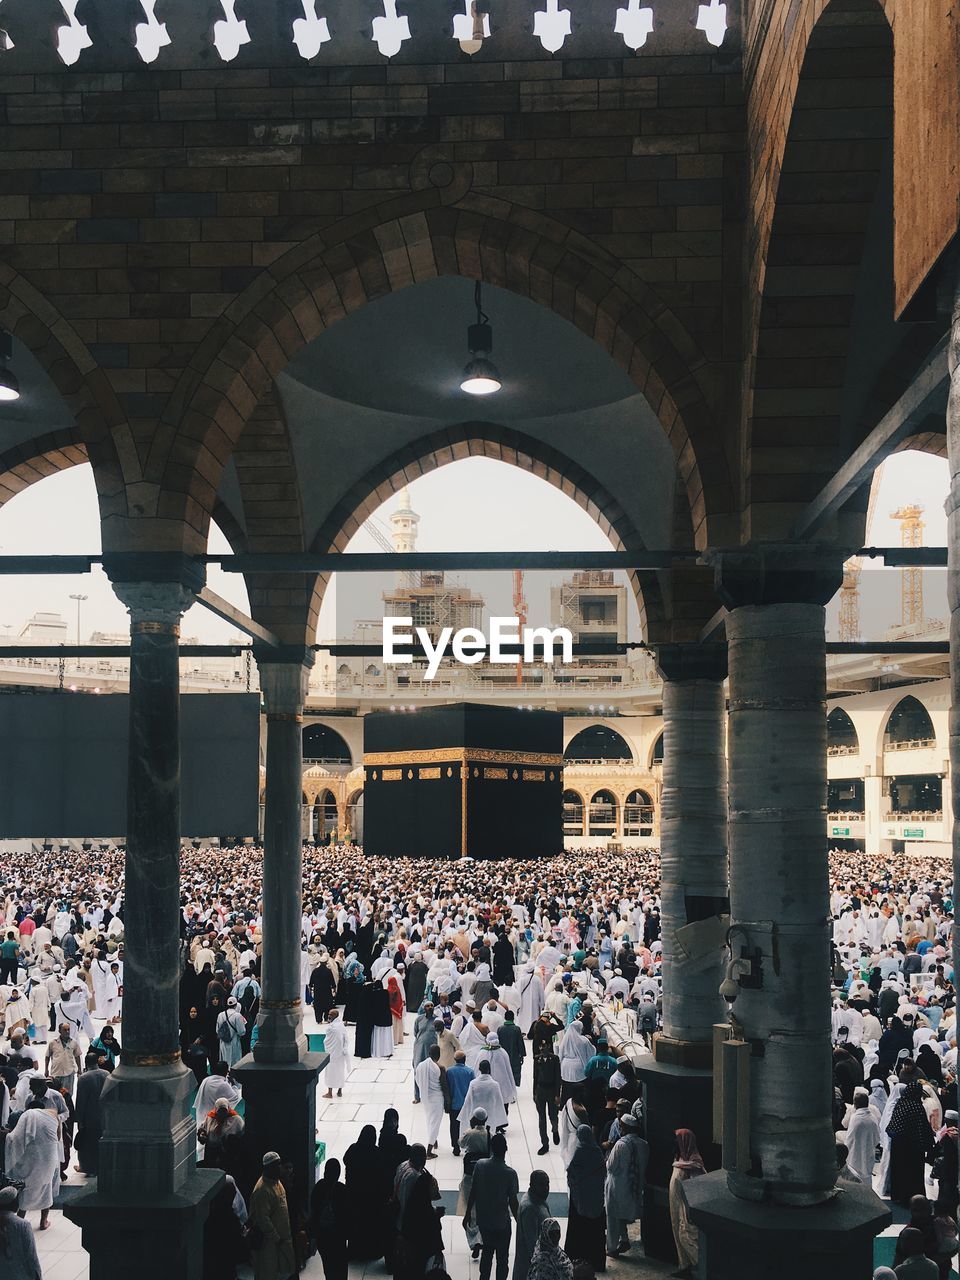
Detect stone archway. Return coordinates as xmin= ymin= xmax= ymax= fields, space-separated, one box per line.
xmin=0 ymin=269 xmax=129 ymax=524
xmin=307 ymin=421 xmax=666 ymax=642
xmin=158 ymin=199 xmax=731 ymax=556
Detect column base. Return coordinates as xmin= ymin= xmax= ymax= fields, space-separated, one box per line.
xmin=96 ymin=1061 xmax=198 ymax=1197
xmin=653 ymin=1033 xmax=714 ymax=1069
xmin=636 ymin=1058 xmax=715 ymax=1262
xmin=65 ymin=1168 xmax=223 ymax=1280
xmin=233 ymin=1050 xmax=327 ymax=1217
xmin=684 ymin=1170 xmax=891 ymax=1280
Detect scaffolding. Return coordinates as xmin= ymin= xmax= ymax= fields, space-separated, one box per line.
xmin=552 ymin=571 xmax=625 ymax=667
xmin=382 ymin=572 xmax=484 ymax=642
xmin=838 ymin=563 xmax=862 ymax=643
xmin=891 ymin=504 xmax=925 ymax=627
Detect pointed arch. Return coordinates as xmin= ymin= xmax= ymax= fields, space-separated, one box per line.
xmin=564 ymin=724 xmax=634 ymax=763
xmin=827 ymin=706 xmax=859 ymax=756
xmin=157 ymin=197 xmax=730 ymax=556
xmin=302 ymin=722 xmax=353 ymax=765
xmin=0 ymin=266 xmax=128 ymax=528
xmin=882 ymin=695 xmax=935 ymax=750
xmin=308 ymin=422 xmax=665 ymax=643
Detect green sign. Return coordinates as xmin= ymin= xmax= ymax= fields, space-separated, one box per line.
xmin=903 ymin=827 xmax=925 ymax=838
xmin=831 ymin=826 xmax=850 ymax=837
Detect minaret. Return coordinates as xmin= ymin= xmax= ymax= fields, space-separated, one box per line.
xmin=390 ymin=486 xmax=419 ymax=587
xmin=390 ymin=486 xmax=419 ymax=553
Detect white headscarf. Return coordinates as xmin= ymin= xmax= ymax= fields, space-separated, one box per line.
xmin=558 ymin=1021 xmax=592 ymax=1081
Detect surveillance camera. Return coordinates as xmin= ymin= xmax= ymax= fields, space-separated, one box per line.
xmin=719 ymin=977 xmax=740 ymax=1003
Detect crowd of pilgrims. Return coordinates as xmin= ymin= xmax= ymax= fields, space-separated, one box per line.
xmin=0 ymin=842 xmax=958 ymax=1278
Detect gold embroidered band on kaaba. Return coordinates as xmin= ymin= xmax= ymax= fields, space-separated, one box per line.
xmin=363 ymin=748 xmax=564 ymax=767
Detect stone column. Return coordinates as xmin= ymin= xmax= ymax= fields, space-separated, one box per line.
xmin=708 ymin=548 xmax=849 ymax=1207
xmin=65 ymin=564 xmax=221 ymax=1280
xmin=683 ymin=547 xmax=889 ymax=1280
xmin=654 ymin=644 xmax=729 ymax=1057
xmin=235 ymin=648 xmax=325 ymax=1218
xmin=721 ymin=586 xmax=836 ymax=1205
xmin=255 ymin=652 xmax=313 ymax=1063
xmin=634 ymin=645 xmax=727 ymax=1261
xmin=864 ymin=772 xmax=883 ymax=855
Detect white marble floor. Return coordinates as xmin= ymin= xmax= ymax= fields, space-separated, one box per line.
xmin=36 ymin=1004 xmax=935 ymax=1280
xmin=32 ymin=1005 xmax=680 ymax=1280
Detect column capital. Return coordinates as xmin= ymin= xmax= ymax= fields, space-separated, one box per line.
xmin=256 ymin=647 xmax=315 ymax=716
xmin=111 ymin=580 xmax=196 ymax=629
xmin=704 ymin=543 xmax=848 ymax=610
xmin=655 ymin=642 xmax=727 ymax=684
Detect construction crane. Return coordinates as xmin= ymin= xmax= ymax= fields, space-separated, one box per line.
xmin=512 ymin=569 xmax=527 ymax=687
xmin=891 ymin=503 xmax=925 ymax=627
xmin=361 ymin=513 xmax=417 ymax=588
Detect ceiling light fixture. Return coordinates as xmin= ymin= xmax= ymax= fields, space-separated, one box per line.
xmin=0 ymin=331 xmax=19 ymax=402
xmin=460 ymin=282 xmax=502 ymax=396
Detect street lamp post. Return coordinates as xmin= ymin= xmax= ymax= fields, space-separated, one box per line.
xmin=69 ymin=592 xmax=88 ymax=672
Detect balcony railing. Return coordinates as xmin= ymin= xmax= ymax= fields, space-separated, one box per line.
xmin=828 ymin=811 xmax=864 ymax=821
xmin=884 ymin=738 xmax=936 ymax=752
xmin=827 ymin=744 xmax=859 ymax=757
xmin=883 ymin=810 xmax=943 ymax=822
xmin=563 ymin=759 xmax=644 ymax=771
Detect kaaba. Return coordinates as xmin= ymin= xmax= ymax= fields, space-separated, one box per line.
xmin=363 ymin=703 xmax=563 ymax=858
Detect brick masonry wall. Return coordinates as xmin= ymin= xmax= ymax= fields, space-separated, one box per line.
xmin=0 ymin=49 xmax=745 ymax=578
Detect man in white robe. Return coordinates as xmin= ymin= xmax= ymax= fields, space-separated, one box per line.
xmin=57 ymin=982 xmax=94 ymax=1042
xmin=194 ymin=1067 xmax=241 ymax=1122
xmin=517 ymin=964 xmax=545 ymax=1035
xmin=414 ymin=1043 xmax=446 ymax=1158
xmin=90 ymin=955 xmax=112 ymax=1017
xmin=101 ymin=960 xmax=123 ymax=1024
xmin=322 ymin=1009 xmax=350 ymax=1099
xmin=26 ymin=970 xmax=50 ymax=1044
xmin=5 ymin=1103 xmax=61 ymax=1229
xmin=459 ymin=1060 xmax=508 ymax=1136
xmin=460 ymin=1016 xmax=487 ymax=1072
xmin=843 ymin=1089 xmax=880 ymax=1185
xmin=478 ymin=1032 xmax=517 ymax=1106
xmin=483 ymin=1000 xmax=504 ymax=1034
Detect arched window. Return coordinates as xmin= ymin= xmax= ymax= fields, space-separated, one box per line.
xmin=313 ymin=788 xmax=339 ymax=839
xmin=883 ymin=696 xmax=935 ymax=751
xmin=364 ymin=663 xmax=382 ymax=678
xmin=827 ymin=707 xmax=859 ymax=756
xmin=651 ymin=733 xmax=664 ymax=766
xmin=564 ymin=725 xmax=633 ymax=763
xmin=588 ymin=789 xmax=619 ymax=837
xmin=336 ymin=662 xmax=353 ymax=690
xmin=302 ymin=723 xmax=352 ymax=765
xmin=562 ymin=789 xmax=585 ymax=835
xmin=623 ymin=788 xmax=654 ymax=837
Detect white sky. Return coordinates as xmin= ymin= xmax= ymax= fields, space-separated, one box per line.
xmin=0 ymin=448 xmax=948 ymax=644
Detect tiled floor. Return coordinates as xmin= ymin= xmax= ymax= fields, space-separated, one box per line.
xmin=31 ymin=1006 xmax=933 ymax=1280
xmin=35 ymin=1006 xmax=677 ymax=1280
